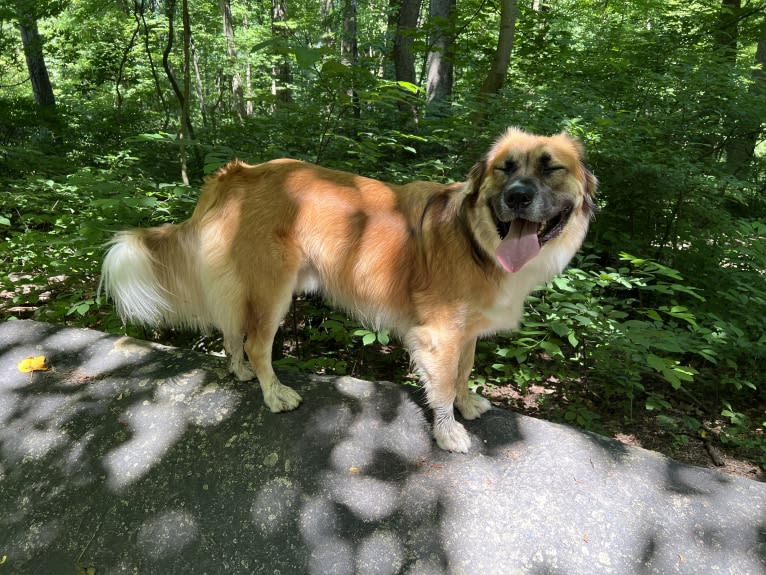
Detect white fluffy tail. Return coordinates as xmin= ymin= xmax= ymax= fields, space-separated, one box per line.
xmin=99 ymin=231 xmax=172 ymax=326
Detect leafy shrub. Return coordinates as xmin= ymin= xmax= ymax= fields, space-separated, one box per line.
xmin=472 ymin=252 xmax=764 ymax=460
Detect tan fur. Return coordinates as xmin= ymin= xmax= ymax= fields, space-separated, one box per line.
xmin=100 ymin=127 xmax=596 ymax=452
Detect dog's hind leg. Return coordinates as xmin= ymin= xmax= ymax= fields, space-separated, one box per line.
xmin=244 ymin=287 xmax=302 ymax=413
xmin=454 ymin=337 xmax=492 ymax=420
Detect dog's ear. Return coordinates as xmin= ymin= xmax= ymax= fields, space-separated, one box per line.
xmin=583 ymin=165 xmax=598 ymax=198
xmin=466 ymin=159 xmax=487 ymax=197
xmin=581 ymin=164 xmax=598 ymax=218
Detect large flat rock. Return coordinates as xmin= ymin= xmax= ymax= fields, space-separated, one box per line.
xmin=0 ymin=320 xmax=764 ymax=574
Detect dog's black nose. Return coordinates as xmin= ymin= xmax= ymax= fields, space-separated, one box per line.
xmin=504 ymin=181 xmax=536 ymax=211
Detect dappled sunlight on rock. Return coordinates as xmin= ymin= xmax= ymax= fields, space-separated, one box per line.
xmin=0 ymin=392 xmax=82 ymax=463
xmin=355 ymin=530 xmax=405 ymax=575
xmin=307 ymin=537 xmax=354 ymax=575
xmin=136 ymin=510 xmax=198 ymax=560
xmin=104 ymin=399 xmax=187 ymax=491
xmin=321 ymin=471 xmax=400 ymax=521
xmin=250 ymin=477 xmax=299 ymax=537
xmin=1 ymin=322 xmax=763 ymax=573
xmin=300 ymin=496 xmax=340 ymax=547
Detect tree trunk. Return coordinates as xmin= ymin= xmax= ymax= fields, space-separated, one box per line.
xmin=191 ymin=38 xmax=208 ymax=127
xmin=725 ymin=11 xmax=766 ymax=176
xmin=320 ymin=0 xmax=334 ymax=47
xmin=135 ymin=0 xmax=169 ymax=128
xmin=391 ymin=0 xmax=421 ymax=86
xmin=162 ymin=0 xmax=194 ymax=140
xmin=477 ymin=0 xmax=517 ymax=98
xmin=115 ymin=23 xmax=140 ymax=114
xmin=425 ymin=0 xmax=456 ymax=115
xmin=342 ymin=0 xmax=360 ymax=119
xmin=389 ymin=0 xmax=421 ymax=121
xmin=180 ymin=0 xmax=193 ymax=184
xmin=714 ymin=0 xmax=741 ymax=65
xmin=243 ymin=13 xmax=254 ymax=117
xmin=219 ymin=0 xmax=246 ymax=120
xmin=271 ymin=0 xmax=292 ymax=104
xmin=15 ymin=4 xmax=55 ymax=108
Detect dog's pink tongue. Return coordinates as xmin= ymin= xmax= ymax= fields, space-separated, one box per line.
xmin=495 ymin=219 xmax=540 ymax=273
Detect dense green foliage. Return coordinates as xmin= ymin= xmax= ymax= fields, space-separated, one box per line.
xmin=1 ymin=0 xmax=764 ymax=467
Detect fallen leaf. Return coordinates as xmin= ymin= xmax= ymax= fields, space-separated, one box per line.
xmin=349 ymin=466 xmax=361 ymax=474
xmin=17 ymin=355 xmax=49 ymax=373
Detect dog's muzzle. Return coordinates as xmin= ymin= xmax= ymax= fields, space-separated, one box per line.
xmin=491 ymin=181 xmax=573 ymax=273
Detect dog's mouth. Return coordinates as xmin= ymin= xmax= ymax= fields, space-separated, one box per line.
xmin=494 ymin=207 xmax=573 ymax=273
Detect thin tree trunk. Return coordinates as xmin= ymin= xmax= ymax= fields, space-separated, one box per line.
xmin=320 ymin=0 xmax=334 ymax=47
xmin=135 ymin=0 xmax=169 ymax=129
xmin=714 ymin=0 xmax=741 ymax=65
xmin=389 ymin=0 xmax=421 ymax=121
xmin=342 ymin=0 xmax=360 ymax=119
xmin=180 ymin=0 xmax=192 ymax=184
xmin=219 ymin=0 xmax=246 ymax=120
xmin=425 ymin=0 xmax=455 ymax=115
xmin=477 ymin=0 xmax=517 ymax=98
xmin=162 ymin=0 xmax=194 ymax=140
xmin=15 ymin=4 xmax=55 ymax=108
xmin=271 ymin=0 xmax=292 ymax=105
xmin=191 ymin=37 xmax=208 ymax=127
xmin=116 ymin=23 xmax=140 ymax=113
xmin=243 ymin=13 xmax=253 ymax=117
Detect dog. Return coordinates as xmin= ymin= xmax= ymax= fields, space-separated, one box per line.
xmin=100 ymin=127 xmax=596 ymax=452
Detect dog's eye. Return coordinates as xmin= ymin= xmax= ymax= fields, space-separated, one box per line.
xmin=495 ymin=159 xmax=517 ymax=174
xmin=542 ymin=165 xmax=566 ymax=175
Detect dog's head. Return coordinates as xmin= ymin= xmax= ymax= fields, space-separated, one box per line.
xmin=466 ymin=127 xmax=597 ymax=273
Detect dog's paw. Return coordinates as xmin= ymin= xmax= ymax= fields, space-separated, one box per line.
xmin=455 ymin=391 xmax=492 ymax=420
xmin=230 ymin=361 xmax=255 ymax=382
xmin=264 ymin=382 xmax=302 ymax=413
xmin=433 ymin=420 xmax=471 ymax=453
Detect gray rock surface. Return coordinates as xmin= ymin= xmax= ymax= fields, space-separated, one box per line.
xmin=0 ymin=319 xmax=764 ymax=574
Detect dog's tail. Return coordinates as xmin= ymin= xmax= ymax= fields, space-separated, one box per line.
xmin=99 ymin=222 xmax=209 ymax=331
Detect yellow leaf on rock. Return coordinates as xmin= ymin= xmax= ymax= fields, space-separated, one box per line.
xmin=17 ymin=355 xmax=49 ymax=373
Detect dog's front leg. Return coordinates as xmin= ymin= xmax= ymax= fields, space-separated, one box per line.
xmin=454 ymin=337 xmax=492 ymax=420
xmin=407 ymin=327 xmax=472 ymax=453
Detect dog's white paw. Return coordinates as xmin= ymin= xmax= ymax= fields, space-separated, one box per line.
xmin=433 ymin=419 xmax=471 ymax=453
xmin=263 ymin=381 xmax=302 ymax=413
xmin=230 ymin=361 xmax=256 ymax=382
xmin=455 ymin=391 xmax=492 ymax=420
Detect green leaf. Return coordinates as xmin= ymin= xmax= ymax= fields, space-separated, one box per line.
xmin=646 ymin=354 xmax=666 ymax=372
xmin=0 ymin=216 xmax=10 ymax=226
xmin=645 ymin=309 xmax=662 ymax=322
xmin=396 ymin=81 xmax=421 ymax=94
xmin=362 ymin=332 xmax=376 ymax=346
xmin=550 ymin=321 xmax=570 ymax=337
xmin=539 ymin=340 xmax=562 ymax=357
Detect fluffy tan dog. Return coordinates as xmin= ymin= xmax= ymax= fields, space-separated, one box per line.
xmin=101 ymin=127 xmax=596 ymax=452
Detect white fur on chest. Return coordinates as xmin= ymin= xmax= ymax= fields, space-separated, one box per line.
xmin=480 ymin=247 xmax=565 ymax=336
